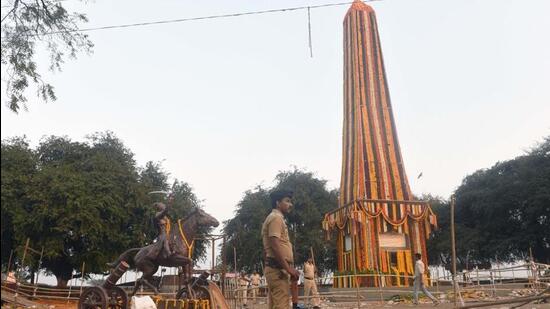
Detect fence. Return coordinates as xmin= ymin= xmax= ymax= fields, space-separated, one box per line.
xmin=2 ymin=262 xmax=549 ymax=308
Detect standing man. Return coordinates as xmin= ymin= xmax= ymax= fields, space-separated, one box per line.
xmin=262 ymin=189 xmax=300 ymax=309
xmin=413 ymin=253 xmax=439 ymax=305
xmin=250 ymin=271 xmax=262 ymax=303
xmin=303 ymin=258 xmax=321 ymax=309
xmin=238 ymin=272 xmax=251 ymax=307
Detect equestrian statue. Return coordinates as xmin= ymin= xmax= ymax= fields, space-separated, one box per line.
xmin=107 ymin=193 xmax=219 ymax=296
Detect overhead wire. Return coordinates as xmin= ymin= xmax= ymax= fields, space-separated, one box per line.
xmin=2 ymin=1 xmax=381 ymax=36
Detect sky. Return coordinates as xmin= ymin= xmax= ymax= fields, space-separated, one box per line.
xmin=2 ymin=0 xmax=550 ymax=278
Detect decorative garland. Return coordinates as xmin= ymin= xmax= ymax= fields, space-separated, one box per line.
xmin=177 ymin=219 xmax=195 ymax=259
xmin=323 ymin=200 xmax=437 ymax=232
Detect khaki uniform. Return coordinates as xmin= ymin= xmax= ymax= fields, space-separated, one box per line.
xmin=250 ymin=273 xmax=261 ymax=302
xmin=303 ymin=262 xmax=320 ymax=307
xmin=238 ymin=277 xmax=249 ymax=305
xmin=262 ymin=209 xmax=294 ymax=309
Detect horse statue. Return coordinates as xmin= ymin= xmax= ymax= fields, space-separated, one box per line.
xmin=107 ymin=207 xmax=219 ymax=296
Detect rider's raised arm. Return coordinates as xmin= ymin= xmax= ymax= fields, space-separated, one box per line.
xmin=154 ymin=202 xmax=169 ymax=220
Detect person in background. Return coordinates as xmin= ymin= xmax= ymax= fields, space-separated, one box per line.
xmin=413 ymin=253 xmax=440 ymax=306
xmin=303 ymin=258 xmax=321 ymax=308
xmin=238 ymin=272 xmax=251 ymax=307
xmin=250 ymin=271 xmax=261 ymax=303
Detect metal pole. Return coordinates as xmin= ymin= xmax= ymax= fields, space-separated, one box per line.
xmin=221 ymin=236 xmax=226 ymax=295
xmin=377 ymin=271 xmax=384 ymax=303
xmin=234 ymin=246 xmax=237 ymax=274
xmin=211 ymin=238 xmax=215 ymax=276
xmin=79 ymin=261 xmax=86 ymax=294
xmin=436 ymin=267 xmax=440 ymax=294
xmin=33 ymin=247 xmax=44 ymax=297
xmin=495 ymin=255 xmax=501 ymax=284
xmin=351 ymin=214 xmax=361 ymax=308
xmin=450 ymin=196 xmax=458 ymax=308
xmin=67 ymin=271 xmax=75 ymax=304
xmin=15 ymin=238 xmax=31 ymax=307
xmin=3 ymin=250 xmax=13 ymax=288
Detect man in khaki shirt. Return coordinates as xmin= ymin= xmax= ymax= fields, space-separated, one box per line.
xmin=262 ymin=189 xmax=299 ymax=309
xmin=303 ymin=258 xmax=321 ymax=308
xmin=238 ymin=272 xmax=250 ymax=306
xmin=250 ymin=271 xmax=261 ymax=303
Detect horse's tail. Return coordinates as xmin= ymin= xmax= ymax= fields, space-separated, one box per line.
xmin=106 ymin=248 xmax=140 ymax=269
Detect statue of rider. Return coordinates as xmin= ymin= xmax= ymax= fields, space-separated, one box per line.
xmin=153 ymin=194 xmax=175 ymax=259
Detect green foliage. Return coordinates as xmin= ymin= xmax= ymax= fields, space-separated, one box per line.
xmin=222 ymin=168 xmax=338 ymax=275
xmin=427 ymin=136 xmax=550 ymax=269
xmin=1 ymin=132 xmax=211 ymax=286
xmin=1 ymin=137 xmax=36 ymax=269
xmin=1 ymin=0 xmax=93 ymax=113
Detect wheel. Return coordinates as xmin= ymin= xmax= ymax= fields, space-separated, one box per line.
xmin=176 ymin=285 xmax=209 ymax=300
xmin=193 ymin=286 xmax=210 ymax=300
xmin=79 ymin=286 xmax=108 ymax=309
xmin=107 ymin=286 xmax=128 ymax=309
xmin=176 ymin=286 xmax=190 ymax=299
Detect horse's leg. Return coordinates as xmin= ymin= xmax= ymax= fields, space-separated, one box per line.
xmin=140 ymin=262 xmax=160 ymax=294
xmin=130 ymin=278 xmax=141 ymax=297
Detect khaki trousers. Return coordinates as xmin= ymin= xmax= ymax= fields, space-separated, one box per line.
xmin=265 ymin=266 xmax=290 ymax=309
xmin=239 ymin=285 xmax=248 ymax=305
xmin=304 ymin=279 xmax=320 ymax=306
xmin=251 ymin=285 xmax=259 ymax=302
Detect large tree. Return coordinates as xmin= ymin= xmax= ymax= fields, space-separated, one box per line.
xmin=21 ymin=133 xmax=146 ymax=287
xmin=1 ymin=0 xmax=93 ymax=113
xmin=427 ymin=136 xmax=550 ymax=269
xmin=222 ymin=169 xmax=338 ymax=275
xmin=1 ymin=132 xmax=213 ymax=286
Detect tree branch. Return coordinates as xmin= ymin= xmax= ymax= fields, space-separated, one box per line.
xmin=1 ymin=0 xmax=20 ymax=23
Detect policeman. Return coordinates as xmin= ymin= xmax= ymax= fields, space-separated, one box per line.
xmin=303 ymin=258 xmax=321 ymax=308
xmin=262 ymin=189 xmax=299 ymax=309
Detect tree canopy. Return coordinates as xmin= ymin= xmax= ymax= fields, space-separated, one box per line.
xmin=1 ymin=0 xmax=93 ymax=113
xmin=222 ymin=169 xmax=338 ymax=275
xmin=1 ymin=132 xmax=213 ymax=286
xmin=427 ymin=136 xmax=550 ymax=270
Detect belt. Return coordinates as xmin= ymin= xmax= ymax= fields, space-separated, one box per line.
xmin=265 ymin=257 xmax=293 ymax=269
xmin=304 ymin=277 xmax=314 ymax=280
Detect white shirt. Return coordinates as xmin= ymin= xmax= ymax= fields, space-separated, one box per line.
xmin=415 ymin=259 xmax=425 ymax=279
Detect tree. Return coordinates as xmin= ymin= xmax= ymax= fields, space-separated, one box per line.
xmin=427 ymin=136 xmax=550 ymax=269
xmin=223 ymin=186 xmax=271 ymax=273
xmin=1 ymin=137 xmax=37 ymax=271
xmin=1 ymin=132 xmax=215 ymax=286
xmin=1 ymin=0 xmax=93 ymax=113
xmin=25 ymin=133 xmax=145 ymax=287
xmin=222 ymin=169 xmax=338 ymax=275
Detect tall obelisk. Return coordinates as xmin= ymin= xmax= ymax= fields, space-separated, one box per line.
xmin=340 ymin=0 xmax=412 ymax=206
xmin=322 ymin=0 xmax=437 ymax=287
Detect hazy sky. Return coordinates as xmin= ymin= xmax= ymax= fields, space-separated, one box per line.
xmin=2 ymin=0 xmax=549 ymax=233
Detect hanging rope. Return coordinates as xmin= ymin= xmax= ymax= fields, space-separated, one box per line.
xmin=307 ymin=7 xmax=313 ymax=58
